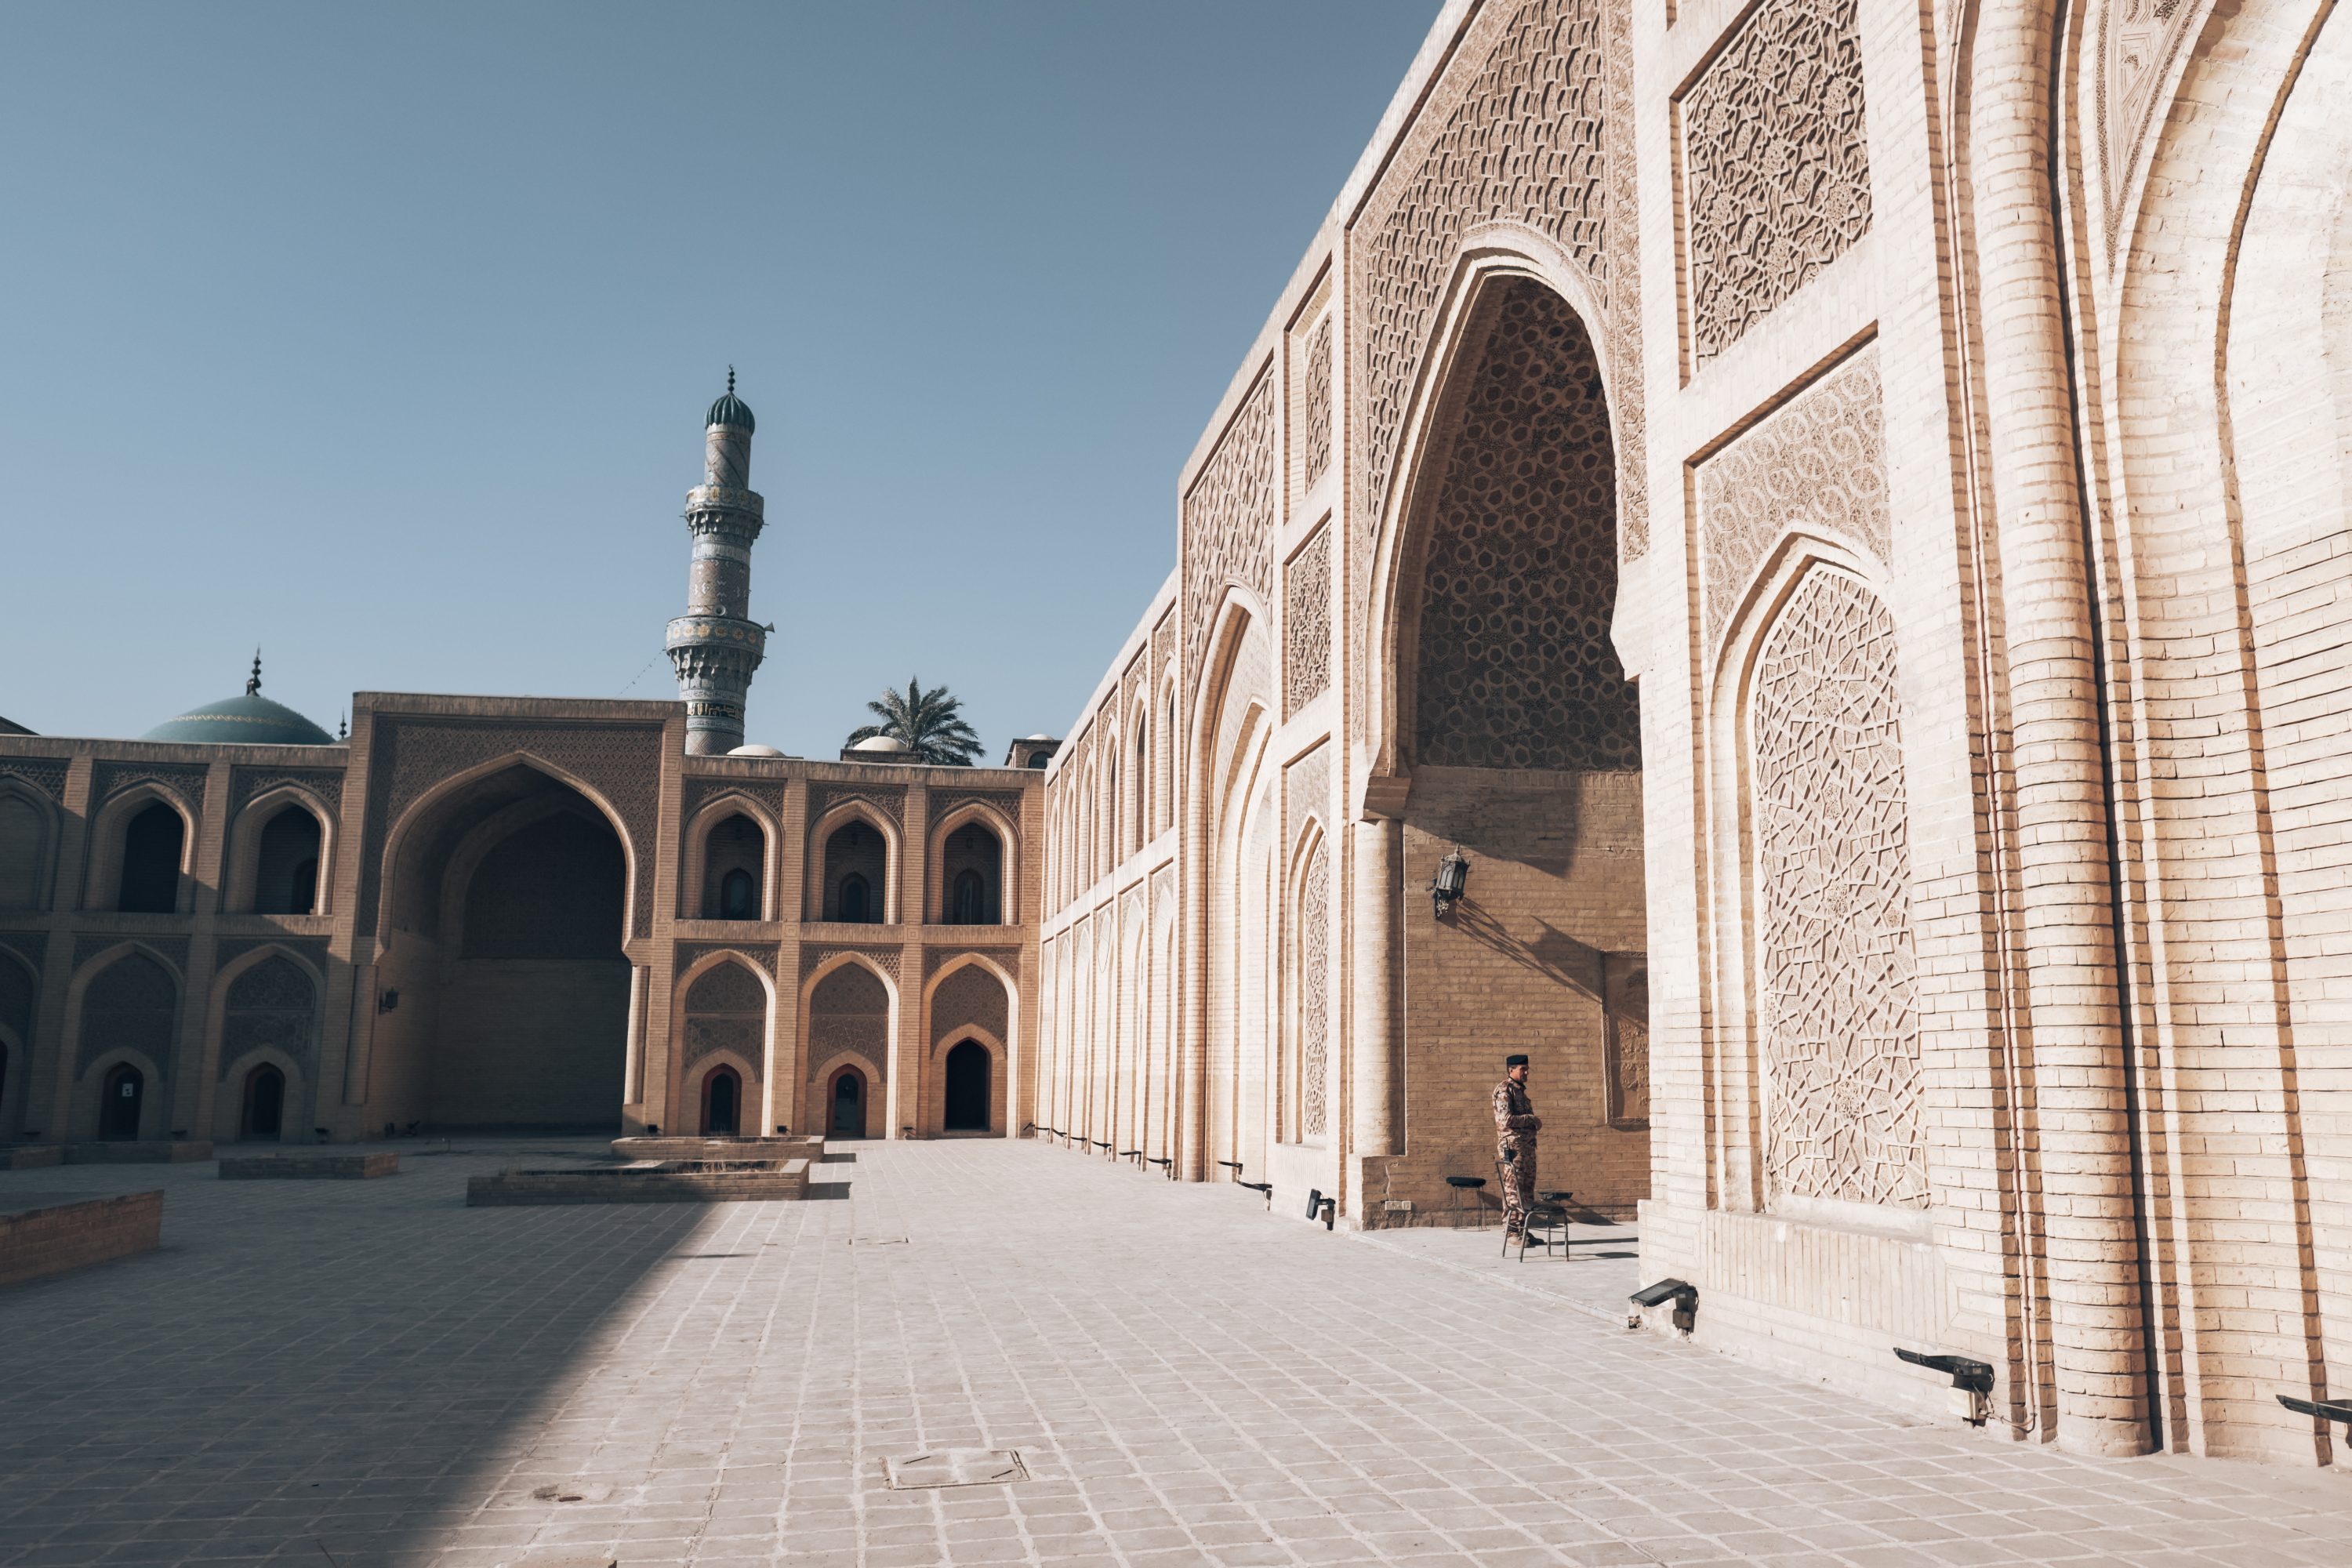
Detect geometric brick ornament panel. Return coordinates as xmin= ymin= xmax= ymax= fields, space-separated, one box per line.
xmin=1681 ymin=0 xmax=1871 ymax=361
xmin=1749 ymin=568 xmax=1926 ymax=1210
xmin=1413 ymin=280 xmax=1639 ymax=771
xmin=1697 ymin=344 xmax=1888 ymax=652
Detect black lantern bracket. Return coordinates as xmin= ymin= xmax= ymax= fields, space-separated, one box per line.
xmin=1430 ymin=844 xmax=1470 ymax=919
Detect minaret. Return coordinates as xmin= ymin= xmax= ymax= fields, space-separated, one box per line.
xmin=665 ymin=369 xmax=768 ymax=754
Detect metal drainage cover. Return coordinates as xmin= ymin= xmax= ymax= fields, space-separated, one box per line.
xmin=884 ymin=1449 xmax=1028 ymax=1490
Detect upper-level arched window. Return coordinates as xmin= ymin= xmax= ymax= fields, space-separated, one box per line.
xmin=702 ymin=813 xmax=764 ymax=920
xmin=117 ymin=804 xmax=183 ymax=914
xmin=941 ymin=822 xmax=1002 ymax=924
xmin=0 ymin=793 xmax=47 ymax=909
xmin=254 ymin=806 xmax=322 ymax=915
xmin=1132 ymin=724 xmax=1147 ymax=856
xmin=822 ymin=819 xmax=886 ymax=923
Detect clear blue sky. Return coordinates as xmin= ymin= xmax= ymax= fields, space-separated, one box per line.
xmin=0 ymin=2 xmax=1438 ymax=757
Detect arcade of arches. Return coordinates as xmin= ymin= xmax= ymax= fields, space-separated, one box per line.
xmin=4 ymin=0 xmax=2352 ymax=1478
xmin=1029 ymin=0 xmax=2352 ymax=1470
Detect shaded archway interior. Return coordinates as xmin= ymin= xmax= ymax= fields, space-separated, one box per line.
xmin=374 ymin=764 xmax=630 ymax=1131
xmin=1392 ymin=276 xmax=1650 ymax=1214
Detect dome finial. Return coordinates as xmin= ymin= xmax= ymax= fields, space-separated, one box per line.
xmin=246 ymin=649 xmax=263 ymax=697
xmin=704 ymin=369 xmax=755 ymax=434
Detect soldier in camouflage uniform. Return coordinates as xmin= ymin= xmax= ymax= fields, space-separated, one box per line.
xmin=1494 ymin=1053 xmax=1541 ymax=1240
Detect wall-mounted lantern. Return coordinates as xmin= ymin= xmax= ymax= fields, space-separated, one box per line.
xmin=378 ymin=988 xmax=400 ymax=1013
xmin=1430 ymin=846 xmax=1470 ymax=919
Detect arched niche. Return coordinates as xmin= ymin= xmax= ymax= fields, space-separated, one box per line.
xmin=1364 ymin=260 xmax=1649 ymax=1221
xmin=1704 ymin=542 xmax=1923 ymax=1232
xmin=1186 ymin=594 xmax=1273 ymax=1185
xmin=924 ymin=954 xmax=1014 ymax=1137
xmin=66 ymin=945 xmax=181 ymax=1140
xmin=807 ymin=805 xmax=895 ymax=924
xmin=0 ymin=783 xmax=57 ymax=910
xmin=1280 ymin=822 xmax=1332 ymax=1149
xmin=802 ymin=955 xmax=894 ymax=1135
xmin=931 ymin=803 xmax=1014 ymax=925
xmin=374 ymin=759 xmax=633 ymax=1133
xmin=681 ymin=796 xmax=775 ymax=923
xmin=206 ymin=946 xmax=323 ymax=1143
xmin=675 ymin=954 xmax=771 ymax=1133
xmin=0 ymin=947 xmax=35 ymax=1137
xmin=84 ymin=788 xmax=195 ymax=915
xmin=225 ymin=788 xmax=333 ymax=916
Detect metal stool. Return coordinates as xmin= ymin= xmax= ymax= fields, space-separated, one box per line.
xmin=1445 ymin=1174 xmax=1488 ymax=1229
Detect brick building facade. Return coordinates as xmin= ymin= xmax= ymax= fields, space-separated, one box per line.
xmin=0 ymin=706 xmax=1044 ymax=1149
xmin=5 ymin=0 xmax=2349 ymax=1475
xmin=1033 ymin=0 xmax=2352 ymax=1468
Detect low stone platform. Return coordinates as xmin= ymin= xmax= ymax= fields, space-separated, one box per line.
xmin=2 ymin=1145 xmax=64 ymax=1170
xmin=610 ymin=1133 xmax=824 ymax=1162
xmin=466 ymin=1156 xmax=811 ymax=1206
xmin=0 ymin=1189 xmax=163 ymax=1287
xmin=220 ymin=1152 xmax=400 ymax=1180
xmin=64 ymin=1140 xmax=213 ymax=1164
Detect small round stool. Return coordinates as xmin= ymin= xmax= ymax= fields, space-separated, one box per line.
xmin=1445 ymin=1174 xmax=1488 ymax=1229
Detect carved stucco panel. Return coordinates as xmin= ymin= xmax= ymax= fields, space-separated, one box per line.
xmin=1284 ymin=525 xmax=1332 ymax=718
xmin=0 ymin=759 xmax=70 ymax=803
xmin=1681 ymin=0 xmax=1872 ymax=361
xmin=1348 ymin=0 xmax=1646 ymax=746
xmin=1302 ymin=314 xmax=1334 ymax=488
xmin=933 ymin=964 xmax=1010 ymax=1043
xmin=1182 ymin=374 xmax=1279 ymax=693
xmin=1749 ymin=568 xmax=1926 ymax=1210
xmin=1297 ymin=834 xmax=1330 ymax=1142
xmin=1697 ymin=345 xmax=1889 ymax=652
xmin=1414 ymin=281 xmax=1639 ymax=771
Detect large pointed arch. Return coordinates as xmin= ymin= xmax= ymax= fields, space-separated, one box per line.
xmin=1362 ymin=234 xmax=1635 ymax=784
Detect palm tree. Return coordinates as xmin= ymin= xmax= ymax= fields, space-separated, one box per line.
xmin=848 ymin=676 xmax=982 ymax=766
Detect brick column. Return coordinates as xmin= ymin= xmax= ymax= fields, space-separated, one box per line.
xmin=1350 ymin=816 xmax=1400 ymax=1157
xmin=1971 ymin=1 xmax=2150 ymax=1456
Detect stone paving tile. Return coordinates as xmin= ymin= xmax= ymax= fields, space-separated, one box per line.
xmin=2 ymin=1139 xmax=2351 ymax=1565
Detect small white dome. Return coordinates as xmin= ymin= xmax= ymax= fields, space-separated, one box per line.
xmin=728 ymin=743 xmax=785 ymax=757
xmin=1022 ymin=732 xmax=1054 ymax=741
xmin=850 ymin=735 xmax=911 ymax=753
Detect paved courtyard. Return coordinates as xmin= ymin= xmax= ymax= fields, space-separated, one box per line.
xmin=2 ymin=1141 xmax=2349 ymax=1568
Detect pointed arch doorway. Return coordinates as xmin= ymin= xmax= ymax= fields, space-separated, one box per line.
xmin=829 ymin=1066 xmax=867 ymax=1138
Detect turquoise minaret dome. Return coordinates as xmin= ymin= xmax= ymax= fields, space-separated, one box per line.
xmin=664 ymin=368 xmax=769 ymax=755
xmin=141 ymin=652 xmax=336 ymax=746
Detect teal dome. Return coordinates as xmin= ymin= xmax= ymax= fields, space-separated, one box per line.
xmin=706 ymin=368 xmax=755 ymax=433
xmin=141 ymin=656 xmax=336 ymax=746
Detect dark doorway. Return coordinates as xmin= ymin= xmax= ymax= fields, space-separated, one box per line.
xmin=718 ymin=867 xmax=756 ymax=920
xmin=838 ymin=873 xmax=870 ymax=924
xmin=254 ymin=807 xmax=322 ymax=913
xmin=703 ymin=1065 xmax=741 ymax=1135
xmin=118 ymin=804 xmax=183 ymax=913
xmin=830 ymin=1069 xmax=866 ymax=1137
xmin=243 ymin=1063 xmax=285 ymax=1139
xmin=100 ymin=1062 xmax=143 ymax=1139
xmin=944 ymin=1040 xmax=989 ymax=1131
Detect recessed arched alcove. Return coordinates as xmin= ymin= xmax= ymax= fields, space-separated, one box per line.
xmin=373 ymin=761 xmax=632 ymax=1132
xmin=1376 ymin=271 xmax=1649 ymax=1218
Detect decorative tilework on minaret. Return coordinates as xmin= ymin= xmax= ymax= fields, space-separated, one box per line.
xmin=666 ymin=369 xmax=768 ymax=755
